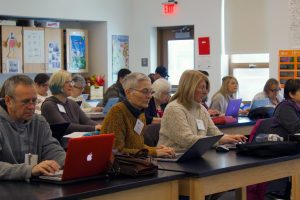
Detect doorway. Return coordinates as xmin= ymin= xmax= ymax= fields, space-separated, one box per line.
xmin=157 ymin=25 xmax=195 ymax=85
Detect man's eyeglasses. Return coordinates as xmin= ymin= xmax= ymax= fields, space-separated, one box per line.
xmin=131 ymin=88 xmax=154 ymax=95
xmin=10 ymin=96 xmax=38 ymax=106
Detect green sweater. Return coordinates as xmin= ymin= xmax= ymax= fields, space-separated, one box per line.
xmin=101 ymin=102 xmax=157 ymax=156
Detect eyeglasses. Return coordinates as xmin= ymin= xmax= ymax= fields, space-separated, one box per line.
xmin=73 ymin=85 xmax=84 ymax=91
xmin=162 ymin=91 xmax=171 ymax=96
xmin=65 ymin=80 xmax=75 ymax=86
xmin=131 ymin=88 xmax=154 ymax=95
xmin=10 ymin=96 xmax=37 ymax=106
xmin=270 ymin=88 xmax=280 ymax=93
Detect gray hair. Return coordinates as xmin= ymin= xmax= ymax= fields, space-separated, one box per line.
xmin=122 ymin=72 xmax=150 ymax=91
xmin=152 ymin=78 xmax=171 ymax=100
xmin=3 ymin=75 xmax=34 ymax=97
xmin=72 ymin=74 xmax=86 ymax=88
xmin=49 ymin=70 xmax=71 ymax=95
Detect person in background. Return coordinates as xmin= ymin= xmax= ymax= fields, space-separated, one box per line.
xmin=158 ymin=70 xmax=246 ymax=152
xmin=41 ymin=70 xmax=101 ymax=134
xmin=271 ymin=79 xmax=300 ymax=139
xmin=101 ymin=68 xmax=131 ymax=107
xmin=210 ymin=75 xmax=239 ymax=114
xmin=148 ymin=73 xmax=155 ymax=84
xmin=0 ymin=75 xmax=65 ymax=180
xmin=101 ymin=72 xmax=175 ymax=157
xmin=153 ymin=66 xmax=169 ymax=82
xmin=68 ymin=74 xmax=103 ymax=113
xmin=252 ymin=78 xmax=283 ymax=107
xmin=198 ymin=70 xmax=220 ymax=116
xmin=145 ymin=78 xmax=171 ymax=124
xmin=34 ymin=73 xmax=50 ymax=114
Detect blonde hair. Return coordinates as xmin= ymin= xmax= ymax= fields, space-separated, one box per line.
xmin=170 ymin=70 xmax=209 ymax=110
xmin=49 ymin=70 xmax=71 ymax=95
xmin=212 ymin=75 xmax=238 ymax=100
xmin=152 ymin=78 xmax=171 ymax=100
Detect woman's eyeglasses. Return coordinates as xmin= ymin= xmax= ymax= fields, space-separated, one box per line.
xmin=73 ymin=85 xmax=84 ymax=91
xmin=131 ymin=88 xmax=154 ymax=95
xmin=270 ymin=88 xmax=281 ymax=93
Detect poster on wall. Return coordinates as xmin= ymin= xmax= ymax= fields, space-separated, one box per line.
xmin=112 ymin=35 xmax=129 ymax=82
xmin=48 ymin=42 xmax=61 ymax=69
xmin=23 ymin=30 xmax=45 ymax=63
xmin=66 ymin=29 xmax=88 ymax=73
xmin=289 ymin=0 xmax=300 ymax=48
xmin=1 ymin=26 xmax=23 ymax=73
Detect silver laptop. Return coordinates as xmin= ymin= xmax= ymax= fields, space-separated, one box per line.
xmin=157 ymin=134 xmax=223 ymax=162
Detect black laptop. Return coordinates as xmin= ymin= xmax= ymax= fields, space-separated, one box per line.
xmin=50 ymin=122 xmax=70 ymax=142
xmin=157 ymin=134 xmax=223 ymax=162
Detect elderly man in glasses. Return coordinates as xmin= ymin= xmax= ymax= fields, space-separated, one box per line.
xmin=0 ymin=74 xmax=65 ymax=180
xmin=101 ymin=72 xmax=175 ymax=158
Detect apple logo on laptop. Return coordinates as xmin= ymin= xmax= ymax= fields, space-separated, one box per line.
xmin=86 ymin=152 xmax=93 ymax=162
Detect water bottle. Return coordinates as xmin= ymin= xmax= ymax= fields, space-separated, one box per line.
xmin=255 ymin=133 xmax=269 ymax=142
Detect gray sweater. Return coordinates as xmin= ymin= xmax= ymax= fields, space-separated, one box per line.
xmin=0 ymin=101 xmax=66 ymax=180
xmin=41 ymin=96 xmax=97 ymax=134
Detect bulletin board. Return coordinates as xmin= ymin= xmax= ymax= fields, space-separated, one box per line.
xmin=23 ymin=27 xmax=45 ymax=73
xmin=1 ymin=25 xmax=23 ymax=73
xmin=66 ymin=29 xmax=88 ymax=73
xmin=44 ymin=28 xmax=63 ymax=73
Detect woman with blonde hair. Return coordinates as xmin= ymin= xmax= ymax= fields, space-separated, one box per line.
xmin=41 ymin=70 xmax=101 ymax=134
xmin=158 ymin=70 xmax=246 ymax=152
xmin=210 ymin=75 xmax=239 ymax=114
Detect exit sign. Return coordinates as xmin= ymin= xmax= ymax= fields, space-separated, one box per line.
xmin=163 ymin=3 xmax=176 ymax=15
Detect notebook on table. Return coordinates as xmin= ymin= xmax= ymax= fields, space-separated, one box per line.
xmin=157 ymin=134 xmax=223 ymax=162
xmin=38 ymin=134 xmax=114 ymax=184
xmin=225 ymin=98 xmax=242 ymax=118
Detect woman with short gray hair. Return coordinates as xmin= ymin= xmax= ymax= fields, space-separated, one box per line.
xmin=101 ymin=72 xmax=175 ymax=157
xmin=145 ymin=78 xmax=171 ymax=124
xmin=68 ymin=74 xmax=103 ymax=113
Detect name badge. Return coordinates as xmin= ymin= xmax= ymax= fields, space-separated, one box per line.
xmin=196 ymin=119 xmax=205 ymax=130
xmin=134 ymin=119 xmax=144 ymax=135
xmin=57 ymin=104 xmax=66 ymax=113
xmin=24 ymin=153 xmax=38 ymax=167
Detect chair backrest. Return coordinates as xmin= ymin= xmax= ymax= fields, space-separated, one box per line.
xmin=144 ymin=124 xmax=161 ymax=147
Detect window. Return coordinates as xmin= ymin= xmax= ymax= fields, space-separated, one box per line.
xmin=168 ymin=40 xmax=194 ymax=85
xmin=230 ymin=53 xmax=269 ymax=101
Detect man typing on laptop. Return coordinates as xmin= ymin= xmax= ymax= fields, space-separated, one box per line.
xmin=0 ymin=75 xmax=65 ymax=180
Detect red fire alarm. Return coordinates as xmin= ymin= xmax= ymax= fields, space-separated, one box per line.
xmin=162 ymin=1 xmax=178 ymax=15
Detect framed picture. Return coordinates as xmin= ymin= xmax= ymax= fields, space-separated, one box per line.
xmin=66 ymin=29 xmax=88 ymax=73
xmin=1 ymin=26 xmax=23 ymax=73
xmin=112 ymin=35 xmax=129 ymax=82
